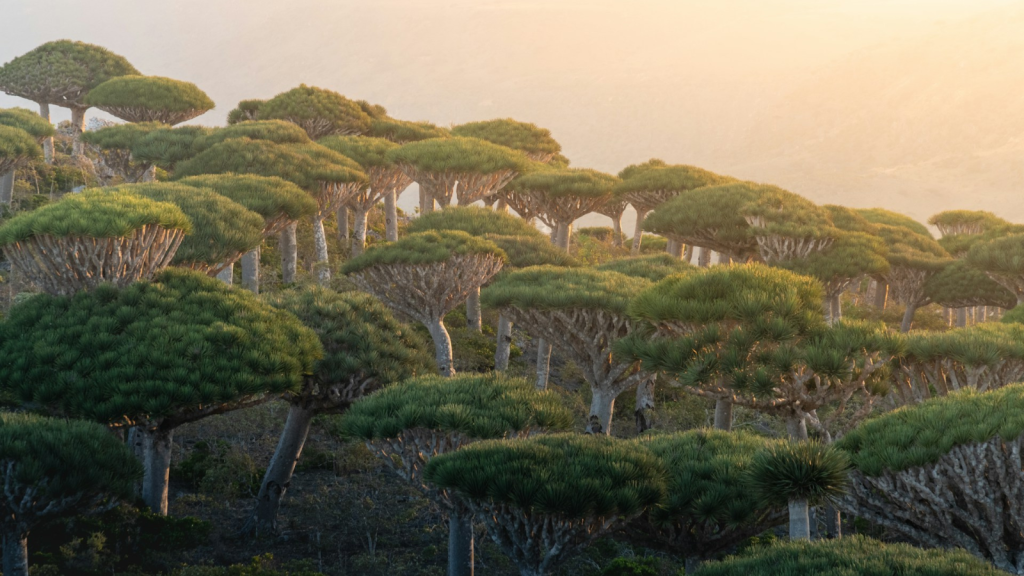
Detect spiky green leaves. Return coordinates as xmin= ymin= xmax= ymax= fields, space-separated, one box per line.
xmin=131 ymin=125 xmax=213 ymax=170
xmin=81 ymin=121 xmax=164 ymax=152
xmin=367 ymin=118 xmax=449 ymax=143
xmin=451 ymin=118 xmax=561 ymax=160
xmin=0 ymin=189 xmax=190 ymax=245
xmin=339 ymin=373 xmax=573 ymax=440
xmin=226 ymin=99 xmax=264 ymax=125
xmin=857 ymin=208 xmax=932 ymax=238
xmin=837 ymin=383 xmax=1024 ymax=476
xmin=178 ymin=174 xmax=317 ymax=228
xmin=257 ymin=84 xmax=372 ymax=139
xmin=967 ymin=234 xmax=1024 ymax=297
xmin=775 ymin=232 xmax=889 ymax=291
xmin=0 ymin=125 xmax=42 ymax=172
xmin=426 ymin=434 xmax=665 ymax=518
xmin=642 ymin=182 xmax=762 ymax=258
xmin=342 ymin=230 xmax=506 ymax=273
xmin=596 ymin=254 xmax=695 ymax=282
xmin=615 ymin=163 xmax=730 ymax=200
xmin=318 ymin=135 xmax=399 ymax=168
xmin=508 ymin=168 xmax=618 ymax=198
xmin=929 ymin=210 xmax=1007 ymax=237
xmin=749 ymin=441 xmax=849 ymax=507
xmin=85 ymin=76 xmax=214 ymax=124
xmin=482 ymin=266 xmax=650 ymax=314
xmin=874 ymin=223 xmax=950 ymax=271
xmin=406 ymin=205 xmax=544 ymax=239
xmin=386 ymin=136 xmax=532 ymax=174
xmin=0 ymin=107 xmax=55 ymax=139
xmin=0 ymin=269 xmax=321 ymax=426
xmin=484 ymin=234 xmax=580 ymax=268
xmin=740 ymin=186 xmax=834 ymax=239
xmin=924 ymin=260 xmax=1016 ymax=308
xmin=0 ymin=40 xmax=138 ymax=106
xmin=902 ymin=323 xmax=1024 ymax=374
xmin=199 ymin=120 xmax=311 ymax=149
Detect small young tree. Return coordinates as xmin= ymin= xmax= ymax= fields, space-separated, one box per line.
xmin=80 ymin=121 xmax=164 ymax=183
xmin=929 ymin=210 xmax=1009 ymax=252
xmin=0 ymin=189 xmax=190 ymax=295
xmin=0 ymin=415 xmax=142 ymax=576
xmin=257 ymin=84 xmax=372 ymax=139
xmin=482 ymin=266 xmax=652 ymax=434
xmin=0 ymin=108 xmax=54 ymax=203
xmin=749 ymin=441 xmax=849 ymax=540
xmin=451 ymin=118 xmax=561 ymax=162
xmin=967 ymin=234 xmax=1024 ymax=305
xmin=226 ymin=99 xmax=265 ymax=124
xmin=386 ymin=137 xmax=531 ymax=209
xmin=246 ymin=287 xmax=433 ymax=534
xmin=0 ymin=40 xmax=139 ymax=157
xmin=874 ymin=223 xmax=952 ymax=332
xmin=342 ymin=230 xmax=505 ymax=376
xmin=425 ymin=434 xmax=666 ymax=576
xmin=340 ymin=373 xmax=574 ymax=576
xmin=838 ymin=383 xmax=1024 ymax=572
xmin=0 ymin=269 xmax=321 ymax=515
xmin=85 ymin=75 xmax=215 ymax=125
xmin=503 ymin=168 xmax=618 ymax=252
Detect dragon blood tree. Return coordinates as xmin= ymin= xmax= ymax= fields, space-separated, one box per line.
xmin=425 ymin=434 xmax=666 ymax=576
xmin=197 ymin=119 xmax=312 ymax=150
xmin=968 ymin=234 xmax=1024 ymax=305
xmin=737 ymin=186 xmax=836 ymax=263
xmin=85 ymin=75 xmax=214 ymax=125
xmin=227 ymin=99 xmax=265 ymax=124
xmin=0 ymin=269 xmax=321 ymax=515
xmin=106 ymin=182 xmax=265 ymax=278
xmin=838 ymin=384 xmax=1024 ymax=573
xmin=0 ymin=108 xmax=54 ymax=203
xmin=874 ymin=223 xmax=952 ymax=332
xmin=614 ymin=161 xmax=731 ymax=256
xmin=80 ymin=121 xmax=164 ymax=183
xmin=341 ymin=373 xmax=573 ymax=576
xmin=257 ymin=84 xmax=372 ymax=139
xmin=318 ymin=135 xmax=412 ymax=255
xmin=0 ymin=190 xmax=189 ymax=295
xmin=482 ymin=266 xmax=653 ymax=434
xmin=929 ymin=209 xmax=1007 ymax=240
xmin=130 ymin=125 xmax=214 ymax=175
xmin=503 ymin=168 xmax=618 ymax=252
xmin=925 ymin=260 xmax=1017 ymax=326
xmin=857 ymin=207 xmax=933 ymax=237
xmin=451 ymin=118 xmax=562 ymax=163
xmin=0 ymin=125 xmax=42 ymax=202
xmin=594 ymin=197 xmax=628 ymax=248
xmin=343 ymin=230 xmax=505 ymax=376
xmin=0 ymin=415 xmax=142 ymax=576
xmin=0 ymin=40 xmax=139 ymax=158
xmin=627 ymin=430 xmax=785 ymax=573
xmin=245 ymin=287 xmax=433 ymax=534
xmin=386 ymin=136 xmax=532 ymax=210
xmin=887 ymin=323 xmax=1024 ymax=407
xmin=178 ymin=174 xmax=316 ymax=292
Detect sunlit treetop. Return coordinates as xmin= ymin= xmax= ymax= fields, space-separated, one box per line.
xmin=199 ymin=120 xmax=311 ymax=149
xmin=84 ymin=75 xmax=215 ymax=125
xmin=226 ymin=99 xmax=264 ymax=125
xmin=507 ymin=167 xmax=619 ymax=199
xmin=288 ymin=142 xmax=367 ymax=185
xmin=406 ymin=205 xmax=544 ymax=239
xmin=924 ymin=259 xmax=1017 ymax=309
xmin=857 ymin=207 xmax=932 ymax=238
xmin=617 ymin=158 xmax=668 ymax=181
xmin=548 ymin=152 xmax=571 ymax=169
xmin=928 ymin=209 xmax=1008 ymax=237
xmin=80 ymin=121 xmax=164 ymax=152
xmin=131 ymin=125 xmax=214 ymax=170
xmin=367 ymin=117 xmax=450 ymax=143
xmin=0 ymin=189 xmax=189 ymax=245
xmin=967 ymin=233 xmax=1024 ymax=292
xmin=177 ymin=174 xmax=318 ymax=228
xmin=257 ymin=84 xmax=372 ymax=139
xmin=482 ymin=266 xmax=651 ymax=315
xmin=901 ymin=323 xmax=1024 ymax=370
xmin=595 ymin=254 xmax=696 ymax=283
xmin=0 ymin=125 xmax=42 ymax=173
xmin=875 ymin=223 xmax=950 ymax=271
xmin=386 ymin=136 xmax=532 ymax=175
xmin=937 ymin=223 xmax=1024 ymax=258
xmin=642 ymin=182 xmax=762 ymax=259
xmin=740 ymin=185 xmax=835 ymax=240
xmin=614 ymin=163 xmax=731 ymax=199
xmin=356 ymin=99 xmax=388 ymax=120
xmin=451 ymin=118 xmax=561 ymax=161
xmin=0 ymin=107 xmax=55 ymax=140
xmin=483 ymin=234 xmax=580 ymax=268
xmin=342 ymin=230 xmax=506 ymax=274
xmin=0 ymin=40 xmax=138 ymax=107
xmin=174 ymin=138 xmax=347 ymax=193
xmin=822 ymin=205 xmax=878 ymax=234
xmin=318 ymin=135 xmax=399 ymax=168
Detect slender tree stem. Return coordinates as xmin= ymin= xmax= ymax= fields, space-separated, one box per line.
xmin=352 ymin=207 xmax=369 ymax=257
xmin=385 ymin=190 xmax=399 ymax=241
xmin=216 ymin=262 xmax=233 ymax=285
xmin=0 ymin=171 xmax=13 ymax=206
xmin=610 ymin=214 xmax=623 ymax=247
xmin=337 ymin=206 xmax=349 ymax=240
xmin=312 ymin=216 xmax=331 ymax=286
xmin=494 ymin=315 xmax=513 ymax=371
xmin=70 ymin=107 xmax=87 ymax=157
xmin=466 ymin=286 xmax=482 ymax=332
xmin=714 ymin=399 xmax=733 ymax=431
xmin=900 ymin=303 xmax=917 ymax=333
xmin=142 ymin=427 xmax=174 ymax=515
xmin=631 ymin=209 xmax=647 ymax=256
xmin=666 ymin=239 xmax=683 ymax=258
xmin=535 ymin=339 xmax=551 ymax=390
xmin=588 ymin=387 xmax=615 ymax=435
xmin=241 ymin=247 xmax=260 ymax=294
xmin=248 ymin=403 xmax=315 ymax=536
xmin=280 ymin=222 xmax=297 ymax=284
xmin=448 ymin=511 xmax=474 ymax=576
xmin=787 ymin=415 xmax=808 ymax=440
xmin=2 ymin=532 xmax=28 ymax=576
xmin=427 ymin=318 xmax=456 ymax=377
xmin=698 ymin=247 xmax=712 ymax=267
xmin=635 ymin=377 xmax=656 ymax=433
xmin=38 ymin=102 xmax=53 ymax=164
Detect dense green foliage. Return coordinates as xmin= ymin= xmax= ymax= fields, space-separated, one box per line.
xmin=0 ymin=124 xmax=43 ymax=165
xmin=226 ymin=99 xmax=265 ymax=125
xmin=367 ymin=117 xmax=449 ymax=142
xmin=0 ymin=40 xmax=139 ymax=106
xmin=924 ymin=260 xmax=1017 ymax=308
xmin=85 ymin=75 xmax=215 ymax=120
xmin=617 ymin=158 xmax=667 ymax=181
xmin=174 ymin=139 xmax=350 ymax=192
xmin=1003 ymin=306 xmax=1024 ymax=324
xmin=748 ymin=441 xmax=849 ymax=507
xmin=875 ymin=223 xmax=950 ymax=271
xmin=837 ymin=383 xmax=1024 ymax=476
xmin=642 ymin=183 xmax=762 ymax=257
xmin=775 ymin=232 xmax=889 ymax=288
xmin=0 ymin=189 xmax=190 ymax=245
xmin=450 ymin=118 xmax=561 ymax=157
xmin=257 ymin=85 xmax=372 ymax=138
xmin=507 ymin=167 xmax=619 ymax=198
xmin=693 ymin=536 xmax=1005 ymax=576
xmin=342 ymin=230 xmax=506 ymax=273
xmin=425 ymin=434 xmax=665 ymax=517
xmin=288 ymin=142 xmax=367 ymax=183
xmin=857 ymin=208 xmax=932 ymax=238
xmin=0 ymin=269 xmax=321 ymax=426
xmin=178 ymin=174 xmax=318 ymax=224
xmin=81 ymin=120 xmax=164 ymax=151
xmin=406 ymin=205 xmax=544 ymax=238
xmin=901 ymin=322 xmax=1024 ymax=366
xmin=595 ymin=254 xmax=695 ymax=282
xmin=318 ymin=135 xmax=399 ymax=168
xmin=928 ymin=209 xmax=1006 ymax=233
xmin=739 ymin=186 xmax=835 ymax=239
xmin=482 ymin=266 xmax=649 ymax=314
xmin=967 ymin=233 xmax=1024 ymax=280
xmin=386 ymin=136 xmax=531 ymax=174
xmin=484 ymin=234 xmax=580 ymax=268
xmin=132 ymin=125 xmax=214 ymax=169
xmin=614 ymin=164 xmax=730 ymax=197
xmin=0 ymin=107 xmax=55 ymax=139
xmin=199 ymin=120 xmax=311 ymax=149
xmin=339 ymin=373 xmax=573 ymax=440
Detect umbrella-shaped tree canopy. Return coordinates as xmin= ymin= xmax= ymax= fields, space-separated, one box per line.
xmin=257 ymin=84 xmax=372 ymax=139
xmin=0 ymin=40 xmax=138 ymax=108
xmin=0 ymin=107 xmax=55 ymax=140
xmin=227 ymin=99 xmax=265 ymax=125
xmin=451 ymin=118 xmax=561 ymax=162
xmin=0 ymin=125 xmax=41 ymax=174
xmin=85 ymin=75 xmax=214 ymax=125
xmin=177 ymin=174 xmax=318 ymax=237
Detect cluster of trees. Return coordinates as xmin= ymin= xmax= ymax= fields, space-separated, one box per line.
xmin=1 ymin=39 xmax=1023 ymax=575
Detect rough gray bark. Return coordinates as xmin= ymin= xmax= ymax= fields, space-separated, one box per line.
xmin=635 ymin=377 xmax=656 ymax=433
xmin=419 ymin=184 xmax=434 ymax=214
xmin=535 ymin=340 xmax=551 ymax=391
xmin=312 ymin=216 xmax=331 ymax=286
xmin=900 ymin=303 xmax=917 ymax=333
xmin=248 ymin=403 xmax=315 ymax=535
xmin=494 ymin=315 xmax=513 ymax=371
xmin=241 ymin=247 xmax=260 ymax=293
xmin=822 ymin=504 xmax=842 ymax=539
xmin=789 ymin=499 xmax=811 ymax=540
xmin=698 ymin=247 xmax=712 ymax=267
xmin=0 ymin=171 xmax=13 ymax=206
xmin=142 ymin=428 xmax=174 ymax=515
xmin=428 ymin=318 xmax=456 ymax=377
xmin=142 ymin=164 xmax=157 ymax=182
xmin=38 ymin=102 xmax=53 ymax=164
xmin=554 ymin=222 xmax=572 ymax=253
xmin=70 ymin=107 xmax=87 ymax=157
xmin=280 ymin=222 xmax=298 ymax=283
xmin=216 ymin=262 xmax=233 ymax=285
xmin=787 ymin=415 xmax=809 ymax=440
xmin=874 ymin=281 xmax=888 ymax=309
xmin=610 ymin=214 xmax=623 ymax=247
xmin=630 ymin=209 xmax=647 ymax=256
xmin=351 ymin=207 xmax=369 ymax=257
xmin=714 ymin=399 xmax=733 ymax=431
xmin=588 ymin=387 xmax=616 ymax=435
xmin=666 ymin=239 xmax=683 ymax=258
xmin=2 ymin=533 xmax=28 ymax=576
xmin=337 ymin=206 xmax=349 ymax=240
xmin=385 ymin=190 xmax=399 ymax=241
xmin=448 ymin=512 xmax=475 ymax=576
xmin=466 ymin=286 xmax=482 ymax=332
xmin=683 ymin=245 xmax=694 ymax=263
xmin=956 ymin=307 xmax=967 ymax=327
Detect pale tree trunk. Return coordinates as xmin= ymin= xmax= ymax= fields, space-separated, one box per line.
xmin=535 ymin=340 xmax=551 ymax=391
xmin=789 ymin=499 xmax=811 ymax=540
xmin=351 ymin=207 xmax=369 ymax=257
xmin=2 ymin=532 xmax=28 ymax=576
xmin=216 ymin=263 xmax=233 ymax=285
xmin=956 ymin=307 xmax=967 ymax=328
xmin=666 ymin=239 xmax=683 ymax=258
xmin=248 ymin=403 xmax=315 ymax=535
xmin=494 ymin=315 xmax=513 ymax=371
xmin=874 ymin=281 xmax=888 ymax=309
xmin=337 ymin=206 xmax=349 ymax=240
xmin=587 ymin=387 xmax=615 ymax=435
xmin=714 ymin=399 xmax=733 ymax=431
xmin=38 ymin=102 xmax=53 ymax=164
xmin=142 ymin=164 xmax=157 ymax=182
xmin=466 ymin=286 xmax=482 ymax=332
xmin=448 ymin=512 xmax=474 ymax=576
xmin=385 ymin=190 xmax=399 ymax=241
xmin=635 ymin=377 xmax=656 ymax=433
xmin=554 ymin=221 xmax=572 ymax=253
xmin=494 ymin=197 xmax=508 ymax=213
xmin=610 ymin=213 xmax=623 ymax=247
xmin=0 ymin=171 xmax=13 ymax=205
xmin=70 ymin=106 xmax=87 ymax=157
xmin=241 ymin=247 xmax=260 ymax=294
xmin=419 ymin=184 xmax=434 ymax=214
xmin=683 ymin=245 xmax=694 ymax=263
xmin=630 ymin=209 xmax=647 ymax=256
xmin=900 ymin=303 xmax=917 ymax=333
xmin=142 ymin=427 xmax=174 ymax=515
xmin=831 ymin=294 xmax=842 ymax=322
xmin=312 ymin=216 xmax=331 ymax=286
xmin=787 ymin=415 xmax=808 ymax=440
xmin=427 ymin=318 xmax=455 ymax=377
xmin=698 ymin=247 xmax=712 ymax=267
xmin=280 ymin=222 xmax=298 ymax=284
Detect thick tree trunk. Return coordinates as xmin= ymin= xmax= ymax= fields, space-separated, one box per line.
xmin=714 ymin=399 xmax=733 ymax=431
xmin=683 ymin=244 xmax=694 ymax=263
xmin=142 ymin=427 xmax=174 ymax=515
xmin=874 ymin=281 xmax=888 ymax=309
xmin=494 ymin=315 xmax=513 ymax=371
xmin=635 ymin=378 xmax=656 ymax=433
xmin=900 ymin=303 xmax=917 ymax=333
xmin=2 ymin=532 xmax=28 ymax=576
xmin=956 ymin=307 xmax=967 ymax=328
xmin=535 ymin=340 xmax=551 ymax=391
xmin=587 ymin=387 xmax=615 ymax=435
xmin=822 ymin=504 xmax=842 ymax=539
xmin=337 ymin=206 xmax=349 ymax=240
xmin=248 ymin=403 xmax=315 ymax=535
xmin=666 ymin=239 xmax=683 ymax=258
xmin=280 ymin=222 xmax=297 ymax=284
xmin=142 ymin=164 xmax=157 ymax=182
xmin=419 ymin=184 xmax=434 ymax=214
xmin=787 ymin=415 xmax=808 ymax=440
xmin=216 ymin=262 xmax=233 ymax=285
xmin=630 ymin=209 xmax=647 ymax=256
xmin=312 ymin=216 xmax=331 ymax=286
xmin=38 ymin=102 xmax=53 ymax=164
xmin=385 ymin=190 xmax=399 ymax=241
xmin=789 ymin=499 xmax=811 ymax=540
xmin=698 ymin=247 xmax=712 ymax=267
xmin=448 ymin=512 xmax=474 ymax=576
xmin=466 ymin=286 xmax=482 ymax=332
xmin=352 ymin=207 xmax=369 ymax=257
xmin=610 ymin=213 xmax=623 ymax=247
xmin=241 ymin=247 xmax=260 ymax=293
xmin=427 ymin=318 xmax=456 ymax=377
xmin=0 ymin=171 xmax=13 ymax=206
xmin=554 ymin=221 xmax=572 ymax=253
xmin=70 ymin=106 xmax=87 ymax=157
